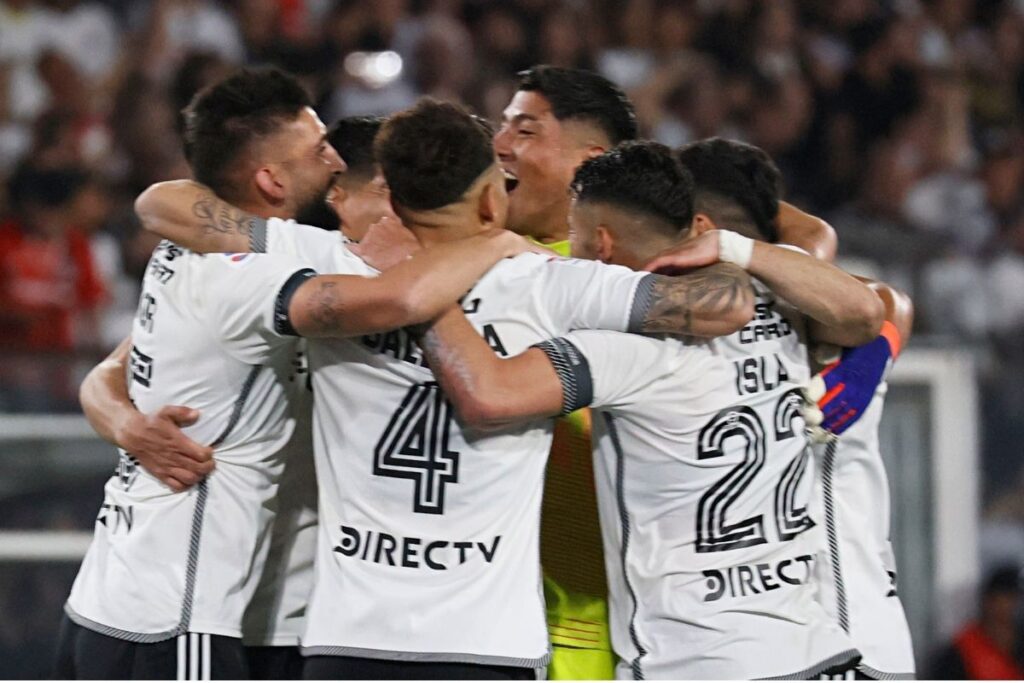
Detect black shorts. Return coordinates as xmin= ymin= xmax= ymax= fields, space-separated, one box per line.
xmin=302 ymin=655 xmax=537 ymax=680
xmin=53 ymin=614 xmax=247 ymax=680
xmin=245 ymin=645 xmax=304 ymax=680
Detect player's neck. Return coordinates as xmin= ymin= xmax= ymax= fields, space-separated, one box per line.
xmin=235 ymin=195 xmax=293 ymax=221
xmin=406 ymin=221 xmax=487 ymax=247
xmin=402 ymin=205 xmax=489 ymax=246
xmin=520 ymin=207 xmax=569 ymax=244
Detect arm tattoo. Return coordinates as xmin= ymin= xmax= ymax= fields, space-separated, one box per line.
xmin=640 ymin=263 xmax=753 ymax=335
xmin=192 ymin=194 xmax=261 ymax=237
xmin=309 ymin=281 xmax=343 ymax=334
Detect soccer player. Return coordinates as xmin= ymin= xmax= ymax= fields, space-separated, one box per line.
xmin=417 ymin=141 xmax=885 ymax=679
xmin=494 ymin=65 xmax=837 ymax=680
xmin=294 ymin=116 xmax=394 ymax=242
xmin=675 ymin=137 xmax=918 ymax=679
xmin=135 ymin=99 xmax=756 ymax=680
xmin=62 ymin=70 xmax=533 ymax=680
xmin=808 ymin=286 xmax=917 ymax=680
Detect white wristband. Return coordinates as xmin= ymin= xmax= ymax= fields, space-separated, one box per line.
xmin=718 ymin=230 xmax=754 ymax=269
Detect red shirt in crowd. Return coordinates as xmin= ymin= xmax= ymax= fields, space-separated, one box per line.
xmin=0 ymin=219 xmax=107 ymax=351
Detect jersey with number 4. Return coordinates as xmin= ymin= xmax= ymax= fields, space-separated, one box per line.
xmin=66 ymin=242 xmax=317 ymax=640
xmin=257 ymin=218 xmax=654 ymax=667
xmin=543 ymin=281 xmax=859 ymax=679
xmin=817 ymin=381 xmax=916 ymax=679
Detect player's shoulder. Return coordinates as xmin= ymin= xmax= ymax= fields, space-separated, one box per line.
xmin=568 ymin=329 xmax=708 ymax=369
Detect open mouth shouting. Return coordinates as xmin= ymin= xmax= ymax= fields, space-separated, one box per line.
xmin=503 ymin=167 xmax=519 ymax=193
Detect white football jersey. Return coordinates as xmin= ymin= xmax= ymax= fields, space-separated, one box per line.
xmin=259 ymin=217 xmax=654 ymax=667
xmin=242 ymin=342 xmax=318 ymax=647
xmin=547 ymin=282 xmax=859 ymax=680
xmin=66 ymin=243 xmax=317 ymax=640
xmin=815 ymin=382 xmax=916 ymax=679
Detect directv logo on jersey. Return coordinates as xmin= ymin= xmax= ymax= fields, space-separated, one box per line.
xmin=702 ymin=553 xmax=815 ymax=602
xmin=333 ymin=524 xmax=501 ymax=571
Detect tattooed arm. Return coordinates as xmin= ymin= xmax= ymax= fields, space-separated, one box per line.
xmin=134 ymin=180 xmax=262 ymax=253
xmin=637 ymin=263 xmax=754 ymax=337
xmin=418 ymin=262 xmax=754 ymax=430
xmin=286 ymin=229 xmax=532 ymax=337
xmin=418 ymin=307 xmax=565 ymax=429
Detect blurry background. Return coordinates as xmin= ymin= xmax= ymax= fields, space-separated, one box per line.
xmin=0 ymin=0 xmax=1021 ymax=678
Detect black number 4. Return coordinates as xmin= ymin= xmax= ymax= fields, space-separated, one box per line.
xmin=695 ymin=389 xmax=814 ymax=553
xmin=374 ymin=382 xmax=460 ymax=515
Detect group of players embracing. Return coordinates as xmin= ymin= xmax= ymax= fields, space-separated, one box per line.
xmin=54 ymin=63 xmax=916 ymax=681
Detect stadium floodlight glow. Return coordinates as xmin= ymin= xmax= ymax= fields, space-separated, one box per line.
xmin=344 ymin=51 xmax=403 ymax=89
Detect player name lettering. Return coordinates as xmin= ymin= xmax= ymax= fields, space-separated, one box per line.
xmin=333 ymin=524 xmax=501 ymax=571
xmin=733 ymin=353 xmax=790 ymax=396
xmin=362 ymin=325 xmax=508 ymax=366
xmin=702 ymin=553 xmax=815 ymax=602
xmin=737 ymin=300 xmax=794 ymax=345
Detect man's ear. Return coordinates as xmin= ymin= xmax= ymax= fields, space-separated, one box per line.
xmin=478 ymin=180 xmax=498 ymax=225
xmin=254 ymin=166 xmax=287 ymax=204
xmin=595 ymin=225 xmax=615 ymax=262
xmin=690 ymin=212 xmax=718 ymax=235
xmin=583 ymin=144 xmax=607 ymax=161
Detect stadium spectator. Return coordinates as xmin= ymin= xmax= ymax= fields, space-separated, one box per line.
xmin=0 ymin=164 xmax=106 ymax=351
xmin=929 ymin=565 xmax=1024 ymax=679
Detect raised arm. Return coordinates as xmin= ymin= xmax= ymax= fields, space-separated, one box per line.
xmin=775 ymin=200 xmax=837 ymax=262
xmin=134 ymin=180 xmax=260 ymax=253
xmin=644 ymin=229 xmax=883 ymax=346
xmin=80 ymin=336 xmax=215 ymax=491
xmin=287 ymin=228 xmax=532 ymax=337
xmin=418 ymin=307 xmax=565 ymax=430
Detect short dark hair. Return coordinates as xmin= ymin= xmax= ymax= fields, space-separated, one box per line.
xmin=375 ymin=99 xmax=494 ymax=212
xmin=571 ymin=141 xmax=694 ymax=235
xmin=327 ymin=116 xmax=385 ymax=181
xmin=182 ymin=68 xmax=312 ymax=198
xmin=8 ymin=163 xmax=87 ymax=211
xmin=676 ymin=137 xmax=782 ymax=242
xmin=517 ymin=65 xmax=638 ymax=145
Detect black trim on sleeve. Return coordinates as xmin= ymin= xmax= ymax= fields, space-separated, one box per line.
xmin=533 ymin=338 xmax=593 ymax=414
xmin=627 ymin=274 xmax=657 ymax=333
xmin=274 ymin=269 xmax=317 ymax=336
xmin=249 ymin=218 xmax=269 ymax=253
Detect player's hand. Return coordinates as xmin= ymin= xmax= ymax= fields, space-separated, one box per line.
xmin=350 ymin=215 xmax=422 ymax=271
xmin=115 ymin=406 xmax=214 ymax=492
xmin=801 ymin=331 xmax=897 ymax=438
xmin=643 ymin=230 xmax=721 ymax=274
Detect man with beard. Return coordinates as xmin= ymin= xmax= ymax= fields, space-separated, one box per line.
xmin=293 ymin=116 xmax=396 ymax=244
xmin=128 ymin=98 xmax=757 ymax=679
xmin=65 ymin=70 xmax=533 ymax=680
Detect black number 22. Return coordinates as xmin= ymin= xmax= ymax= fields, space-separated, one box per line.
xmin=695 ymin=389 xmax=814 ymax=553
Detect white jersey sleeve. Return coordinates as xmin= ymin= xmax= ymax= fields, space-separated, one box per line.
xmin=534 ymin=330 xmax=687 ymax=414
xmin=261 ymin=218 xmax=375 ymax=276
xmin=537 ymin=257 xmax=655 ymax=333
xmin=200 ymin=252 xmax=316 ymax=366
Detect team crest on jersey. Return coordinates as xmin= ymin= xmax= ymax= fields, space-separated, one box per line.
xmin=222 ymin=253 xmax=254 ymax=267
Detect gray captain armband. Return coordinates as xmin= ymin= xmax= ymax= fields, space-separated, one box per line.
xmin=274 ymin=268 xmax=317 ymax=336
xmin=532 ymin=338 xmax=593 ymax=415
